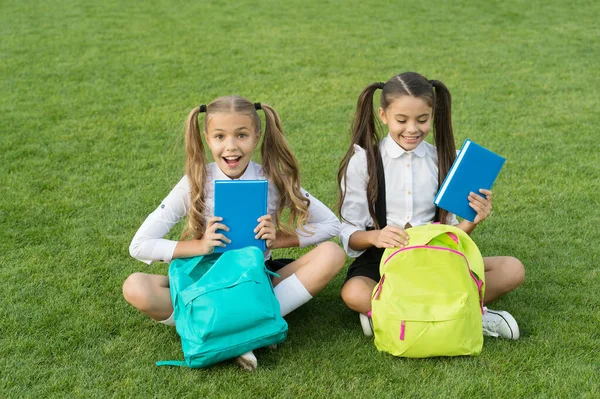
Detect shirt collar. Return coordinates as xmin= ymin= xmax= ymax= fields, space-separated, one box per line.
xmin=213 ymin=161 xmax=258 ymax=180
xmin=383 ymin=133 xmax=428 ymax=158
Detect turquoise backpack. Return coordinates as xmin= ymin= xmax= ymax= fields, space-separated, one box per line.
xmin=156 ymin=246 xmax=288 ymax=368
xmin=371 ymin=223 xmax=485 ymax=358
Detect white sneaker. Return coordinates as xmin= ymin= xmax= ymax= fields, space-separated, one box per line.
xmin=234 ymin=351 xmax=257 ymax=371
xmin=482 ymin=308 xmax=520 ymax=340
xmin=359 ymin=313 xmax=373 ymax=337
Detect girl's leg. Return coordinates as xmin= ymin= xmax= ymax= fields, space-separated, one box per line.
xmin=270 ymin=241 xmax=345 ymax=316
xmin=272 ymin=241 xmax=345 ymax=294
xmin=122 ymin=273 xmax=173 ymax=321
xmin=340 ymin=276 xmax=377 ymax=315
xmin=481 ymin=256 xmax=525 ymax=340
xmin=123 ymin=273 xmax=256 ymax=369
xmin=483 ymin=256 xmax=525 ymax=304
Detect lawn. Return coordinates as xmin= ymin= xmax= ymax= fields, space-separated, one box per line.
xmin=1 ymin=0 xmax=599 ymax=397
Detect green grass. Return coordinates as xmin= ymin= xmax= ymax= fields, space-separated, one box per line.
xmin=1 ymin=0 xmax=599 ymax=397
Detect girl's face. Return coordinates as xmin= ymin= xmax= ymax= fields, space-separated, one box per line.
xmin=378 ymin=95 xmax=432 ymax=151
xmin=204 ymin=112 xmax=260 ymax=179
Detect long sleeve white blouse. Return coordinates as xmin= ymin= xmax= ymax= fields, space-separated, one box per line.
xmin=130 ymin=161 xmax=341 ymax=264
xmin=339 ymin=135 xmax=457 ymax=258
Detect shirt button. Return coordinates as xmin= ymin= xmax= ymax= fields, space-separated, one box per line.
xmin=406 ymin=164 xmax=411 ymax=167
xmin=408 ymin=191 xmax=412 ymax=195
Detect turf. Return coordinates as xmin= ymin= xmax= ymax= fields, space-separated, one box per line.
xmin=1 ymin=0 xmax=599 ymax=397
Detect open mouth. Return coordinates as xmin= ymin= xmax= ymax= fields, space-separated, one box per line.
xmin=223 ymin=156 xmax=242 ymax=166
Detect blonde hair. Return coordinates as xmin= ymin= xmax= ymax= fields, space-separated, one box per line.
xmin=181 ymin=95 xmax=310 ymax=240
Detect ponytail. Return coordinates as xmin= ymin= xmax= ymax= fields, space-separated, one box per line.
xmin=181 ymin=106 xmax=209 ymax=240
xmin=181 ymin=96 xmax=311 ymax=240
xmin=430 ymin=79 xmax=456 ymax=224
xmin=337 ymin=82 xmax=385 ymax=228
xmin=260 ymin=103 xmax=310 ymax=234
xmin=339 ymin=73 xmax=458 ymax=227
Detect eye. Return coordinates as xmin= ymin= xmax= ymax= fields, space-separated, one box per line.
xmin=397 ymin=120 xmax=407 ymax=124
xmin=237 ymin=133 xmax=248 ymax=139
xmin=214 ymin=134 xmax=224 ymax=140
xmin=418 ymin=119 xmax=428 ymax=124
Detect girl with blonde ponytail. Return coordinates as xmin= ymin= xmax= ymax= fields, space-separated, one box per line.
xmin=124 ymin=95 xmax=345 ymax=371
xmin=337 ymin=72 xmax=524 ymax=341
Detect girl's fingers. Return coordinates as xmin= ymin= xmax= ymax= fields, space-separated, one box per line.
xmin=254 ymin=219 xmax=275 ymax=233
xmin=469 ymin=200 xmax=483 ymax=212
xmin=211 ymin=240 xmax=227 ymax=248
xmin=254 ymin=226 xmax=275 ymax=238
xmin=380 ymin=236 xmax=405 ymax=249
xmin=469 ymin=202 xmax=490 ymax=220
xmin=385 ymin=226 xmax=410 ymax=240
xmin=209 ymin=223 xmax=229 ymax=233
xmin=208 ymin=233 xmax=231 ymax=244
xmin=257 ymin=214 xmax=273 ymax=223
xmin=469 ymin=194 xmax=491 ymax=212
xmin=479 ymin=189 xmax=492 ymax=198
xmin=383 ymin=231 xmax=408 ymax=247
xmin=207 ymin=216 xmax=223 ymax=225
xmin=470 ymin=190 xmax=492 ymax=205
xmin=255 ymin=226 xmax=276 ymax=240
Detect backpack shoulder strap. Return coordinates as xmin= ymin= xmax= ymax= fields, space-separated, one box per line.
xmin=375 ymin=151 xmax=387 ymax=229
xmin=156 ymin=360 xmax=187 ymax=367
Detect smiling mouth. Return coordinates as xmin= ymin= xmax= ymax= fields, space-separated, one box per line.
xmin=401 ymin=134 xmax=421 ymax=141
xmin=223 ymin=156 xmax=242 ymax=165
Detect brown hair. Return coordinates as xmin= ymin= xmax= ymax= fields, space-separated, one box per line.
xmin=337 ymin=72 xmax=456 ymax=227
xmin=181 ymin=95 xmax=310 ymax=240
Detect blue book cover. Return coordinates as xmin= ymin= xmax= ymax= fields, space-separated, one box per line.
xmin=213 ymin=180 xmax=268 ymax=253
xmin=434 ymin=139 xmax=506 ymax=222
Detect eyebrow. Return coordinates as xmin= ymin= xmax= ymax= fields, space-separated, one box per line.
xmin=211 ymin=127 xmax=251 ymax=133
xmin=394 ymin=113 xmax=431 ymax=119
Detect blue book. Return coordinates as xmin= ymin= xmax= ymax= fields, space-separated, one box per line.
xmin=213 ymin=180 xmax=268 ymax=253
xmin=434 ymin=139 xmax=506 ymax=222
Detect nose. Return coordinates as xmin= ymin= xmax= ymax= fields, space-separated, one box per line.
xmin=406 ymin=121 xmax=418 ymax=134
xmin=224 ymin=136 xmax=238 ymax=151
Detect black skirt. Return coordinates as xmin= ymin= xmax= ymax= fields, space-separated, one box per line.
xmin=265 ymin=258 xmax=295 ymax=273
xmin=343 ymin=246 xmax=385 ymax=285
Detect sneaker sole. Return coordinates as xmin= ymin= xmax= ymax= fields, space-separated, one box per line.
xmin=234 ymin=355 xmax=257 ymax=371
xmin=359 ymin=313 xmax=373 ymax=337
xmin=486 ymin=310 xmax=520 ymax=340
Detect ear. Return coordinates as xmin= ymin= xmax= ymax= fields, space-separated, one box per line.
xmin=253 ymin=131 xmax=261 ymax=149
xmin=378 ymin=107 xmax=388 ymax=125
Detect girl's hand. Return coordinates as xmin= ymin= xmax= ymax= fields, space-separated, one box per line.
xmin=198 ymin=216 xmax=231 ymax=254
xmin=254 ymin=214 xmax=276 ymax=249
xmin=469 ymin=189 xmax=493 ymax=225
xmin=372 ymin=225 xmax=410 ymax=249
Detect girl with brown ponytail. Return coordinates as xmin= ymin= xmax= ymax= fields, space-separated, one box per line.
xmin=337 ymin=72 xmax=524 ymax=340
xmin=124 ymin=95 xmax=345 ymax=371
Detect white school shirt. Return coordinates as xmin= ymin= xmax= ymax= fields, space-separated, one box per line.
xmin=129 ymin=161 xmax=341 ymax=264
xmin=339 ymin=134 xmax=457 ymax=258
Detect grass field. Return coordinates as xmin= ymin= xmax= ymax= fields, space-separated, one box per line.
xmin=1 ymin=0 xmax=599 ymax=397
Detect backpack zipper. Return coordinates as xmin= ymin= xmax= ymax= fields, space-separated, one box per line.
xmin=373 ymin=274 xmax=386 ymax=300
xmin=382 ymin=245 xmax=484 ymax=314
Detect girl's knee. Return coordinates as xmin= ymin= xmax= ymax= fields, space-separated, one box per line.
xmin=318 ymin=241 xmax=346 ymax=269
xmin=122 ymin=273 xmax=151 ymax=309
xmin=340 ymin=284 xmax=358 ymax=308
xmin=509 ymin=257 xmax=525 ymax=288
xmin=341 ymin=282 xmax=371 ymax=313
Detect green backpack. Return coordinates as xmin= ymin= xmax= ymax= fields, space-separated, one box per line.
xmin=371 ymin=223 xmax=485 ymax=358
xmin=156 ymin=246 xmax=288 ymax=368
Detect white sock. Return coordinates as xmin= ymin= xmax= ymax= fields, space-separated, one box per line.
xmin=273 ymin=273 xmax=313 ymax=317
xmin=159 ymin=312 xmax=175 ymax=326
